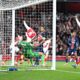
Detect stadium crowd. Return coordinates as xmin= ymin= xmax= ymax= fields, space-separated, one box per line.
xmin=3 ymin=1 xmax=80 ymax=58
xmin=56 ymin=13 xmax=80 ymax=56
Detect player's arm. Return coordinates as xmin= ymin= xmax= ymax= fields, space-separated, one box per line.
xmin=23 ymin=20 xmax=30 ymax=30
xmin=18 ymin=41 xmax=25 ymax=48
xmin=31 ymin=36 xmax=38 ymax=42
xmin=39 ymin=40 xmax=45 ymax=46
xmin=30 ymin=40 xmax=44 ymax=48
xmin=75 ymin=14 xmax=80 ymax=27
xmin=38 ymin=37 xmax=46 ymax=46
xmin=67 ymin=37 xmax=71 ymax=46
xmin=76 ymin=37 xmax=79 ymax=49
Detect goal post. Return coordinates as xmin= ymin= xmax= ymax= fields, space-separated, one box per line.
xmin=51 ymin=0 xmax=56 ymax=70
xmin=0 ymin=0 xmax=56 ymax=71
xmin=11 ymin=9 xmax=15 ymax=66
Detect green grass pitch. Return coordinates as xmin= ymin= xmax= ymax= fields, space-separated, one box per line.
xmin=0 ymin=61 xmax=80 ymax=80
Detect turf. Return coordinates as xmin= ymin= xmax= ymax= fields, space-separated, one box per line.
xmin=0 ymin=61 xmax=80 ymax=80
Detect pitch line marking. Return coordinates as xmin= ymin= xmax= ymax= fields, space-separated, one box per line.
xmin=18 ymin=68 xmax=80 ymax=74
xmin=56 ymin=70 xmax=80 ymax=74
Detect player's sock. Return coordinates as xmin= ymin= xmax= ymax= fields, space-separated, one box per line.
xmin=45 ymin=58 xmax=47 ymax=62
xmin=41 ymin=54 xmax=45 ymax=65
xmin=44 ymin=58 xmax=47 ymax=65
xmin=20 ymin=60 xmax=24 ymax=64
xmin=30 ymin=58 xmax=33 ymax=64
xmin=72 ymin=64 xmax=77 ymax=68
xmin=35 ymin=57 xmax=39 ymax=65
xmin=66 ymin=58 xmax=68 ymax=63
xmin=76 ymin=58 xmax=79 ymax=65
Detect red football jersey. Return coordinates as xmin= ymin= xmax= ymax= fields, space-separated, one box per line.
xmin=26 ymin=27 xmax=36 ymax=39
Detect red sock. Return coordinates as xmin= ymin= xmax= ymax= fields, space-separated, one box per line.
xmin=76 ymin=58 xmax=80 ymax=65
xmin=45 ymin=58 xmax=47 ymax=62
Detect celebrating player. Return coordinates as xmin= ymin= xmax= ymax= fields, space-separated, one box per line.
xmin=65 ymin=31 xmax=79 ymax=66
xmin=23 ymin=20 xmax=37 ymax=42
xmin=34 ymin=26 xmax=48 ymax=66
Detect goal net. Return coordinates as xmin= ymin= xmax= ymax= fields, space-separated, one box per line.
xmin=0 ymin=10 xmax=14 ymax=70
xmin=0 ymin=0 xmax=56 ymax=71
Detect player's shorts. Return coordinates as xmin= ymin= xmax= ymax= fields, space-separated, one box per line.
xmin=67 ymin=48 xmax=77 ymax=55
xmin=32 ymin=52 xmax=39 ymax=57
xmin=24 ymin=53 xmax=32 ymax=59
xmin=36 ymin=46 xmax=43 ymax=53
xmin=43 ymin=50 xmax=49 ymax=55
xmin=15 ymin=46 xmax=19 ymax=53
xmin=25 ymin=51 xmax=39 ymax=58
xmin=10 ymin=46 xmax=19 ymax=53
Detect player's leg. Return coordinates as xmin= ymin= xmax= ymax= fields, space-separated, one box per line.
xmin=72 ymin=51 xmax=79 ymax=68
xmin=29 ymin=50 xmax=45 ymax=66
xmin=25 ymin=58 xmax=30 ymax=64
xmin=19 ymin=51 xmax=25 ymax=64
xmin=65 ymin=52 xmax=69 ymax=64
xmin=14 ymin=47 xmax=21 ymax=66
xmin=65 ymin=48 xmax=71 ymax=64
xmin=44 ymin=50 xmax=49 ymax=66
xmin=35 ymin=56 xmax=39 ymax=66
xmin=24 ymin=53 xmax=34 ymax=65
xmin=70 ymin=54 xmax=74 ymax=62
xmin=38 ymin=52 xmax=45 ymax=66
xmin=20 ymin=54 xmax=24 ymax=64
xmin=29 ymin=55 xmax=33 ymax=65
xmin=74 ymin=51 xmax=79 ymax=65
xmin=34 ymin=46 xmax=43 ymax=66
xmin=34 ymin=47 xmax=40 ymax=66
xmin=33 ymin=52 xmax=45 ymax=66
xmin=26 ymin=54 xmax=31 ymax=65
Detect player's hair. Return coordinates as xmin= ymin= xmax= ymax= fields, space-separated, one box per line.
xmin=15 ymin=32 xmax=23 ymax=37
xmin=71 ymin=30 xmax=76 ymax=34
xmin=23 ymin=35 xmax=27 ymax=41
xmin=39 ymin=26 xmax=45 ymax=31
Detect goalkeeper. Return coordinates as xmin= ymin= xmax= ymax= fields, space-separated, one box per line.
xmin=18 ymin=35 xmax=45 ymax=66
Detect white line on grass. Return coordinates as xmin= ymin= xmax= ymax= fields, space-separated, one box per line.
xmin=0 ymin=68 xmax=80 ymax=74
xmin=18 ymin=69 xmax=80 ymax=74
xmin=56 ymin=70 xmax=80 ymax=74
xmin=0 ymin=70 xmax=8 ymax=72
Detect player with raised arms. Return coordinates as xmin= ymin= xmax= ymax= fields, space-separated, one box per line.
xmin=23 ymin=20 xmax=41 ymax=65
xmin=65 ymin=31 xmax=79 ymax=66
xmin=23 ymin=20 xmax=37 ymax=42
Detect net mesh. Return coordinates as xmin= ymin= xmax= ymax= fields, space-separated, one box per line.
xmin=15 ymin=0 xmax=53 ymax=70
xmin=0 ymin=10 xmax=12 ymax=66
xmin=0 ymin=0 xmax=53 ymax=70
